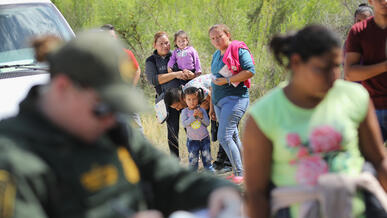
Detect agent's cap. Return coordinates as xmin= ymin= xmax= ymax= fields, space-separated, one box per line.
xmin=47 ymin=30 xmax=149 ymax=114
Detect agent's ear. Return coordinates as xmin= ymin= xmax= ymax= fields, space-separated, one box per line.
xmin=51 ymin=74 xmax=73 ymax=94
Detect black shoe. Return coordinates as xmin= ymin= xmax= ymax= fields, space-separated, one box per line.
xmin=213 ymin=161 xmax=224 ymax=170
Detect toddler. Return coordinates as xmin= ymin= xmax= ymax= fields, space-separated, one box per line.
xmin=168 ymin=30 xmax=202 ymax=77
xmin=181 ymin=87 xmax=214 ymax=172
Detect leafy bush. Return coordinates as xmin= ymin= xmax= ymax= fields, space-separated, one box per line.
xmin=53 ymin=0 xmax=365 ymax=101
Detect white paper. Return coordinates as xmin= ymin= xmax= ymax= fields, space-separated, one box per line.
xmin=218 ymin=65 xmax=239 ymax=87
xmin=154 ymin=99 xmax=168 ymax=123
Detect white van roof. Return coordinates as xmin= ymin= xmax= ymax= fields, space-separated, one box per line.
xmin=0 ymin=0 xmax=51 ymax=5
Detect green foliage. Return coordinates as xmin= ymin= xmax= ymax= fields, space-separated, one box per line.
xmin=53 ymin=0 xmax=363 ymax=101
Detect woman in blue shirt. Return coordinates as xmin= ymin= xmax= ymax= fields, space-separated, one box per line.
xmin=209 ymin=24 xmax=256 ymax=183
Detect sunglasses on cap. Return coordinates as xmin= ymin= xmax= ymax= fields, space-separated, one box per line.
xmin=71 ymin=81 xmax=115 ymax=118
xmin=92 ymin=101 xmax=115 ymax=118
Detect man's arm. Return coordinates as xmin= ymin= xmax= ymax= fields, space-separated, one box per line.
xmin=344 ymin=52 xmax=387 ymax=81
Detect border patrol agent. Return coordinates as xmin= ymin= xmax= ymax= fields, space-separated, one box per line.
xmin=0 ymin=31 xmax=239 ymax=218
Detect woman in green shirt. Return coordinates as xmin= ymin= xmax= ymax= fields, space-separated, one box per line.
xmin=242 ymin=25 xmax=387 ymax=218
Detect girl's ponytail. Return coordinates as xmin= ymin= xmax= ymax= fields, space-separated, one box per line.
xmin=269 ymin=25 xmax=341 ymax=68
xmin=269 ymin=33 xmax=295 ymax=67
xmin=197 ymin=88 xmax=205 ymax=104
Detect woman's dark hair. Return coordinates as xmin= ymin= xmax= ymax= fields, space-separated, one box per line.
xmin=173 ymin=30 xmax=189 ymax=48
xmin=183 ymin=87 xmax=204 ymax=104
xmin=269 ymin=24 xmax=341 ymax=67
xmin=164 ymin=87 xmax=183 ymax=106
xmin=354 ymin=3 xmax=373 ymax=18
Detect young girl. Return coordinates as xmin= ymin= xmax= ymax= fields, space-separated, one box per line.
xmin=243 ymin=25 xmax=387 ymax=218
xmin=181 ymin=87 xmax=214 ymax=172
xmin=168 ymin=30 xmax=202 ymax=78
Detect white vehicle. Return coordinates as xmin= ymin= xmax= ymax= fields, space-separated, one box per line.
xmin=0 ymin=0 xmax=74 ymax=119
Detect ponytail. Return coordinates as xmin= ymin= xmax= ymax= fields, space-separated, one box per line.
xmin=269 ymin=25 xmax=341 ymax=68
xmin=197 ymin=88 xmax=205 ymax=104
xmin=31 ymin=35 xmax=62 ymax=62
xmin=269 ymin=33 xmax=295 ymax=67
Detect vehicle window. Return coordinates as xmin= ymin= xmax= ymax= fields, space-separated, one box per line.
xmin=0 ymin=3 xmax=73 ymax=69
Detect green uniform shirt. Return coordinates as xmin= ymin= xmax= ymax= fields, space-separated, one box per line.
xmin=0 ymin=86 xmax=234 ymax=218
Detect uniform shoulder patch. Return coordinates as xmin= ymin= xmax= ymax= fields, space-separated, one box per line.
xmin=0 ymin=170 xmax=16 ymax=218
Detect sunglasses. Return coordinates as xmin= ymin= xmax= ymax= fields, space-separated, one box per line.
xmin=71 ymin=81 xmax=116 ymax=118
xmin=92 ymin=101 xmax=115 ymax=118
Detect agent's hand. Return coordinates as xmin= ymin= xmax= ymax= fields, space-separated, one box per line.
xmin=212 ymin=77 xmax=227 ymax=86
xmin=132 ymin=210 xmax=163 ymax=218
xmin=208 ymin=187 xmax=242 ymax=218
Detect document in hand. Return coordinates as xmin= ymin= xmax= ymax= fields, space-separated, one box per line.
xmin=155 ymin=96 xmax=168 ymax=124
xmin=218 ymin=65 xmax=239 ymax=87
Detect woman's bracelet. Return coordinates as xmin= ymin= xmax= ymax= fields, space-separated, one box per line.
xmin=226 ymin=77 xmax=231 ymax=85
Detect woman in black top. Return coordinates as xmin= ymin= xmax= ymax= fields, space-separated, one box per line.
xmin=145 ymin=31 xmax=194 ymax=157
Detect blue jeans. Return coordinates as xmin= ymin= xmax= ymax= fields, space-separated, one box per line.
xmin=376 ymin=109 xmax=387 ymax=142
xmin=214 ymin=96 xmax=249 ymax=176
xmin=187 ymin=136 xmax=214 ymax=171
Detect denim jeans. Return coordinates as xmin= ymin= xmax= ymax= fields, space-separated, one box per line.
xmin=186 ymin=136 xmax=214 ymax=171
xmin=376 ymin=109 xmax=387 ymax=142
xmin=214 ymin=96 xmax=249 ymax=176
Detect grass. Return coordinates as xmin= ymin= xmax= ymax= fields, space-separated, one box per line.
xmin=140 ymin=105 xmax=249 ymax=182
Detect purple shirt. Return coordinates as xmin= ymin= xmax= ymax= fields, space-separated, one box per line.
xmin=181 ymin=107 xmax=209 ymax=140
xmin=167 ymin=46 xmax=201 ymax=73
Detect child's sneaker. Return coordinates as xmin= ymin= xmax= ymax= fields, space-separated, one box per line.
xmin=232 ymin=176 xmax=244 ymax=184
